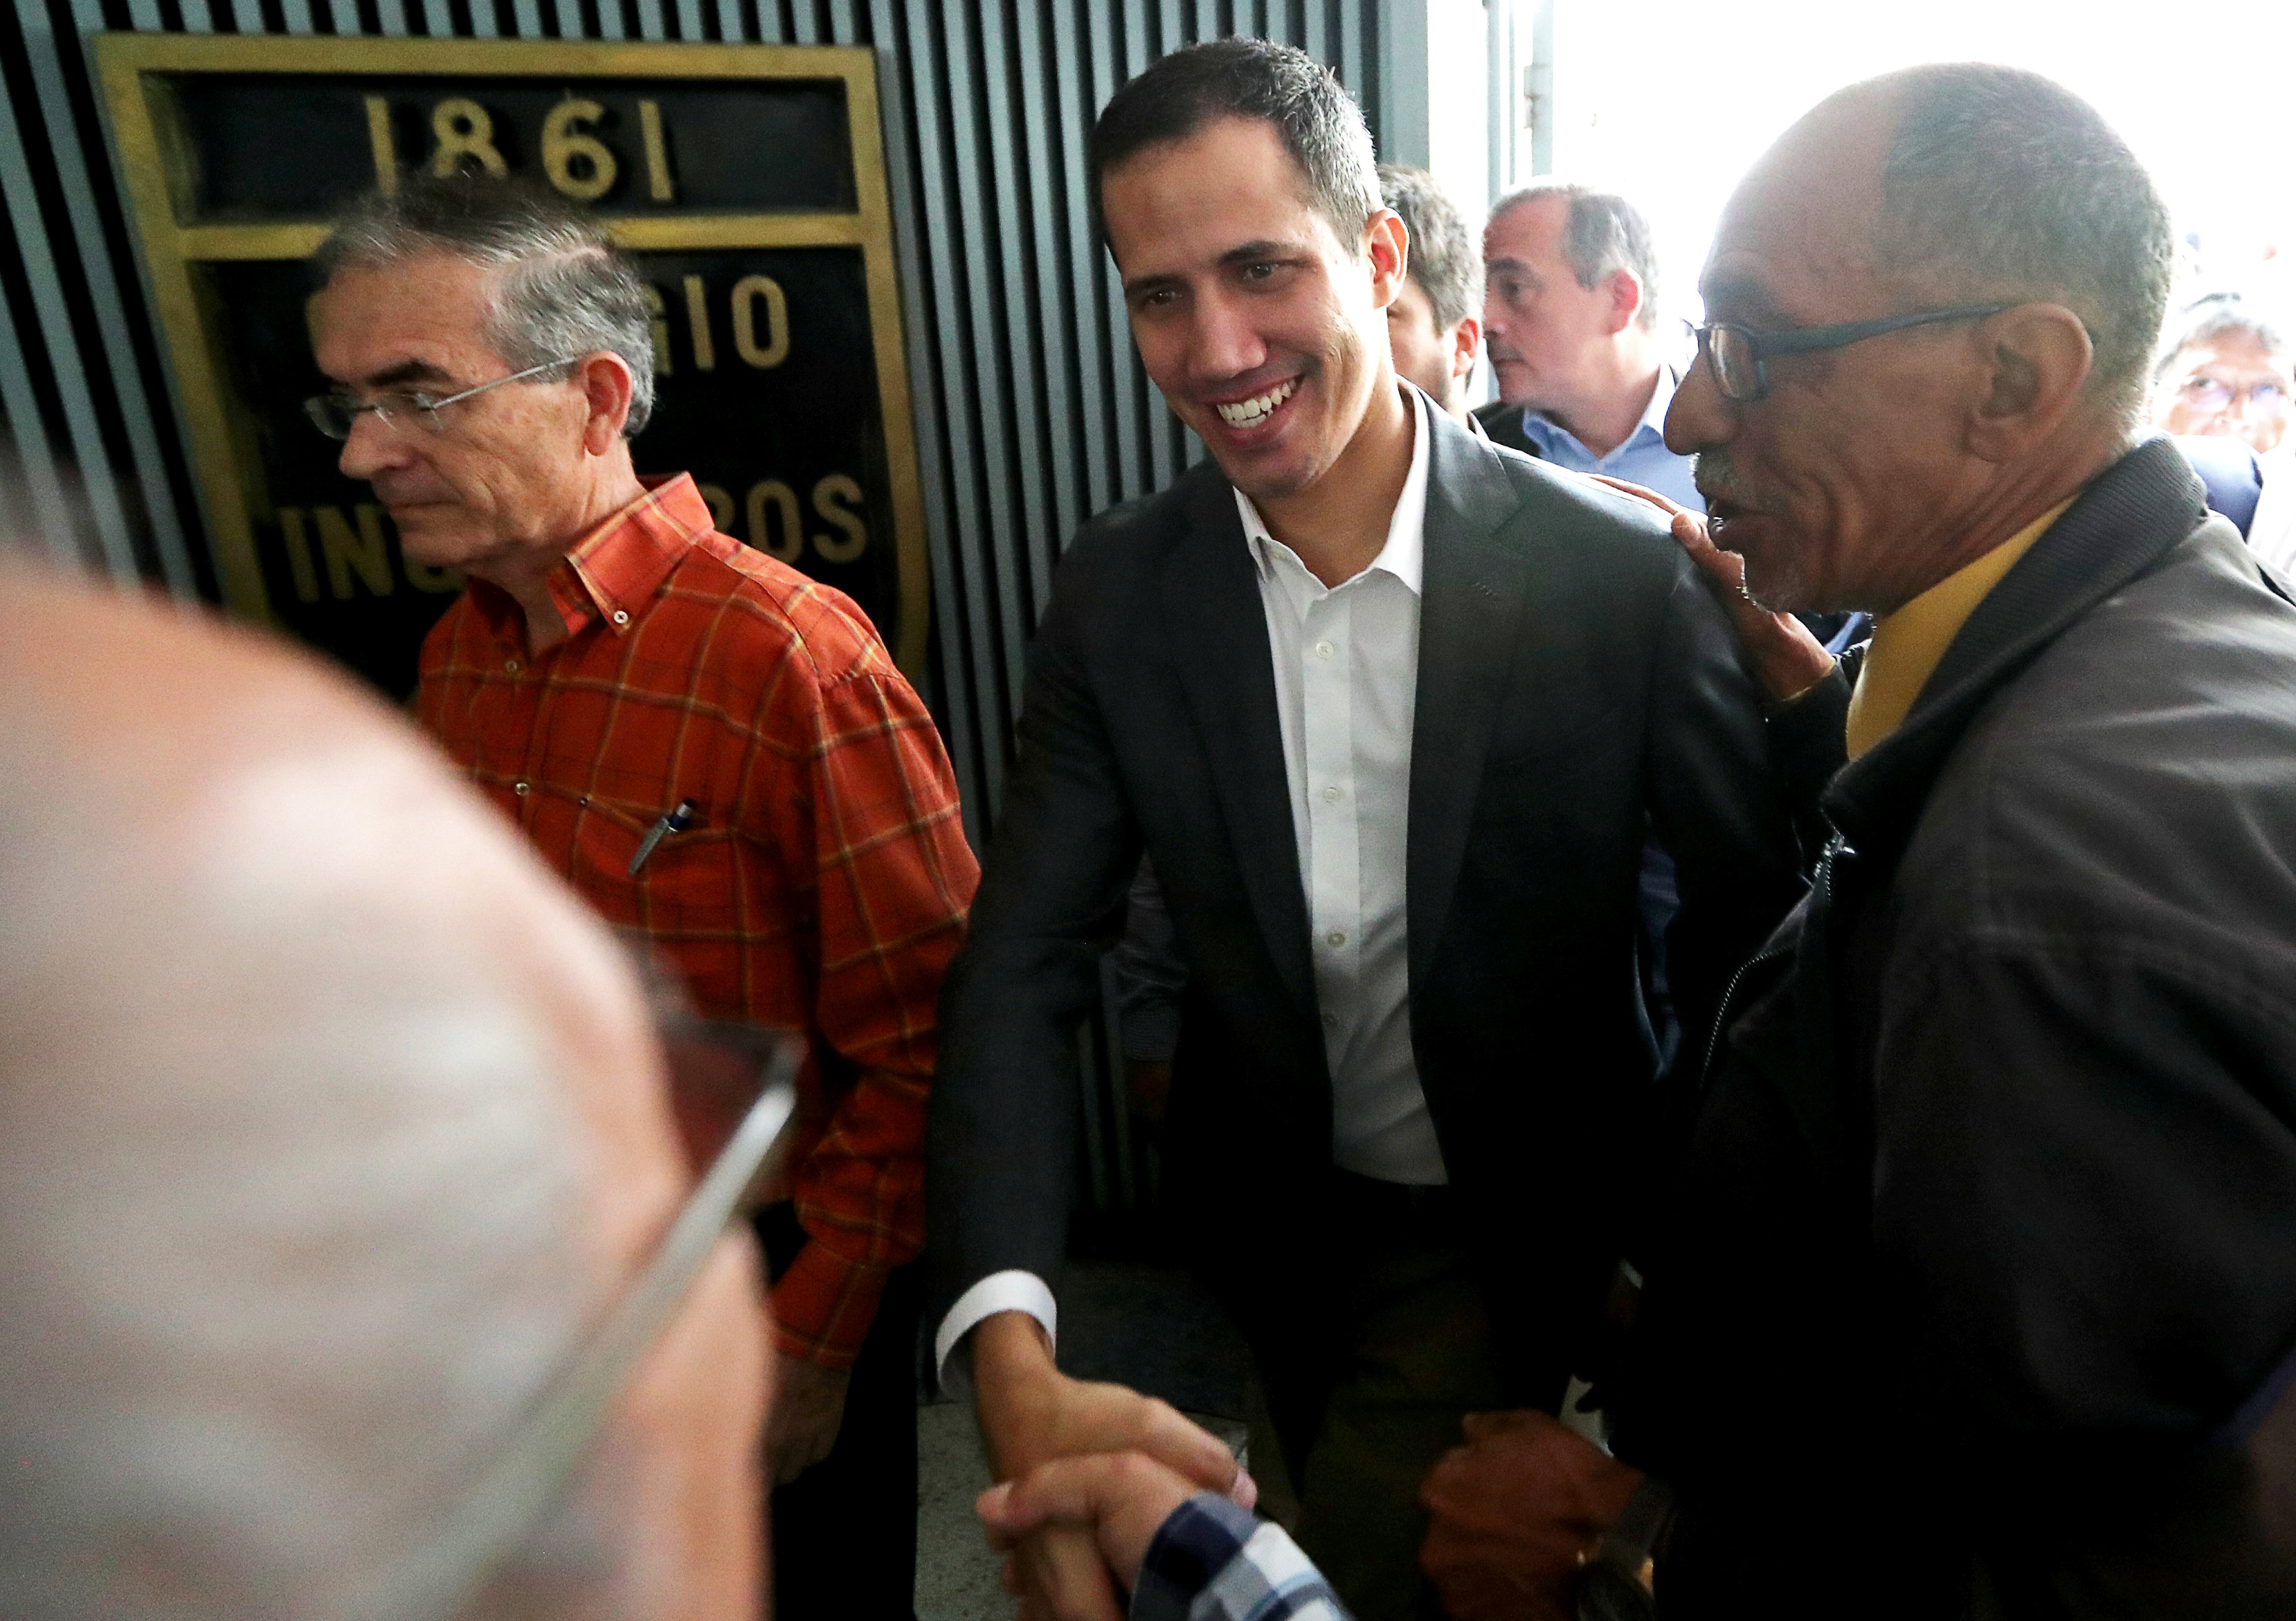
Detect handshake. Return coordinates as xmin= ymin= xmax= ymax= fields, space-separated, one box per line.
xmin=969 ymin=1312 xmax=1649 ymax=1621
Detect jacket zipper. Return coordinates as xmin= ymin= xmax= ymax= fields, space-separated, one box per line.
xmin=1699 ymin=941 xmax=1793 ymax=1093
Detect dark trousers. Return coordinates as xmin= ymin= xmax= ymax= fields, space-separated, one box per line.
xmin=1213 ymin=1172 xmax=1512 ymax=1621
xmin=757 ymin=1203 xmax=921 ymax=1621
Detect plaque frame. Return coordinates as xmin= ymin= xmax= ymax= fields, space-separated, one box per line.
xmin=94 ymin=33 xmax=931 ymax=678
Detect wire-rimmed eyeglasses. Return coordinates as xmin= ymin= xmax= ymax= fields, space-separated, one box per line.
xmin=1689 ymin=305 xmax=2012 ymax=404
xmin=302 ymin=354 xmax=585 ymax=440
xmin=340 ymin=1020 xmax=800 ymax=1621
xmin=2171 ymin=372 xmax=2290 ymax=419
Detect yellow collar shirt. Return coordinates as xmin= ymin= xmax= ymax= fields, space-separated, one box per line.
xmin=1844 ymin=498 xmax=2078 ymax=760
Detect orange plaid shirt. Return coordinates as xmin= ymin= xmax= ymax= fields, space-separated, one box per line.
xmin=417 ymin=474 xmax=978 ymax=1367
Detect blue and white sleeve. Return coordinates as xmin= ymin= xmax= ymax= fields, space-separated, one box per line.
xmin=1130 ymin=1494 xmax=1351 ymax=1621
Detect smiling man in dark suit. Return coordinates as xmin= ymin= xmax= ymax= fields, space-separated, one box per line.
xmin=924 ymin=38 xmax=1802 ymax=1621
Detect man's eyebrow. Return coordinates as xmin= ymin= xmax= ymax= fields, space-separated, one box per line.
xmin=337 ymin=358 xmax=455 ymax=392
xmin=1217 ymin=239 xmax=1303 ymax=266
xmin=1697 ymin=273 xmax=1789 ymax=325
xmin=1119 ymin=239 xmax=1308 ymax=296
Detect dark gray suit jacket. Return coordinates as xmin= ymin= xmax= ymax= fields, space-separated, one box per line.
xmin=925 ymin=406 xmax=1805 ymax=1388
xmin=1473 ymin=395 xmax=1539 ymax=458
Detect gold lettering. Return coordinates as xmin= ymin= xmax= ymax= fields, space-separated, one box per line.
xmin=698 ymin=482 xmax=735 ymax=533
xmin=639 ymin=100 xmax=676 ymax=202
xmin=316 ymin=505 xmax=395 ymax=599
xmin=364 ymin=97 xmax=399 ymax=194
xmin=278 ymin=508 xmax=322 ymax=603
xmin=541 ymin=98 xmax=617 ymax=201
xmin=683 ymin=275 xmax=716 ymax=370
xmin=745 ymin=479 xmax=802 ymax=563
xmin=811 ymin=473 xmax=868 ymax=563
xmin=643 ymin=284 xmax=674 ymax=377
xmin=730 ymin=275 xmax=788 ymax=368
xmin=429 ymin=98 xmax=508 ymax=179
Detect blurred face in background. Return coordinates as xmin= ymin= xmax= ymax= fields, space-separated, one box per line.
xmin=1483 ymin=194 xmax=1623 ymax=411
xmin=2151 ymin=329 xmax=2293 ymax=455
xmin=1386 ymin=272 xmax=1479 ymax=419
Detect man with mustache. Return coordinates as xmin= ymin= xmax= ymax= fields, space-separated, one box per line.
xmin=925 ymin=37 xmax=1803 ymax=1620
xmin=1418 ymin=62 xmax=2296 ymax=1618
xmin=307 ymin=173 xmax=978 ymax=1618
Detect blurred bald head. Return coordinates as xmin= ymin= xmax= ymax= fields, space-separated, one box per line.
xmin=0 ymin=565 xmax=766 ymax=1621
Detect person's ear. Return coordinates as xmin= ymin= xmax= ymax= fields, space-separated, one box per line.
xmin=1964 ymin=303 xmax=2092 ymax=462
xmin=1448 ymin=314 xmax=1481 ymax=391
xmin=1364 ymin=208 xmax=1409 ymax=313
xmin=1605 ymin=268 xmax=1645 ymax=336
xmin=577 ymin=351 xmax=636 ymax=454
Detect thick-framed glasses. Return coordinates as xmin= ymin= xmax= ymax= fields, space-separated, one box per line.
xmin=1689 ymin=305 xmax=2012 ymax=404
xmin=343 ymin=1019 xmax=800 ymax=1621
xmin=2173 ymin=373 xmax=2290 ymax=419
xmin=302 ymin=354 xmax=584 ymax=441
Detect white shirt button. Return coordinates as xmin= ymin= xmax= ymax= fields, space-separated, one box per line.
xmin=1326 ymin=930 xmax=1346 ymax=948
xmin=1323 ymin=784 xmax=1343 ymax=802
xmin=611 ymin=610 xmax=631 ymax=626
xmin=513 ymin=780 xmax=530 ymax=797
xmin=1314 ymin=640 xmax=1336 ymax=659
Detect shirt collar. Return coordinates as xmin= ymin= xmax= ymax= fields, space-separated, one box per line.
xmin=1521 ymin=366 xmax=1675 ymax=461
xmin=543 ymin=473 xmax=716 ymax=639
xmin=1234 ymin=383 xmax=1430 ymax=597
xmin=1844 ymin=494 xmax=2079 ymax=759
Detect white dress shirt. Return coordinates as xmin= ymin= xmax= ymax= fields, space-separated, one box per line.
xmin=2250 ymin=456 xmax=2296 ymax=579
xmin=936 ymin=388 xmax=1445 ymax=1388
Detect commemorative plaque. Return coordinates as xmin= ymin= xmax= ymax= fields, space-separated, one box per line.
xmin=96 ymin=35 xmax=928 ymax=695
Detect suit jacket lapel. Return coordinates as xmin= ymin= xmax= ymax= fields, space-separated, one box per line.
xmin=1159 ymin=469 xmax=1317 ymax=1016
xmin=1409 ymin=413 xmax=1533 ymax=995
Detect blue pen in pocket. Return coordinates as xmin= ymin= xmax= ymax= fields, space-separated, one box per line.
xmin=628 ymin=798 xmax=701 ymax=877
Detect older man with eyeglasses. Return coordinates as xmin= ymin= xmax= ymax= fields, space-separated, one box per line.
xmin=0 ymin=560 xmax=1362 ymax=1621
xmin=1405 ymin=62 xmax=2296 ymax=1620
xmin=307 ymin=171 xmax=977 ymax=1620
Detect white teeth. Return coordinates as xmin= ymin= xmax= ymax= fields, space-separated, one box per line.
xmin=1215 ymin=377 xmax=1299 ymax=427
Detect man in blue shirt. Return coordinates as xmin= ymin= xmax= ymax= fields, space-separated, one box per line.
xmin=1473 ymin=180 xmax=1701 ymax=511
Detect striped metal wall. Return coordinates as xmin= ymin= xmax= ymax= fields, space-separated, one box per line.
xmin=0 ymin=0 xmax=1395 ymax=843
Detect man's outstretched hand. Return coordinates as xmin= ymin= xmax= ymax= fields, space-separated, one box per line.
xmin=973 ymin=1310 xmax=1255 ymax=1621
xmin=1587 ymin=473 xmax=1837 ymax=705
xmin=978 ymin=1450 xmax=1203 ymax=1613
xmin=1420 ymin=1409 xmax=1646 ymax=1621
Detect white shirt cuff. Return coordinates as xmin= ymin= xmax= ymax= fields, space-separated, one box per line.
xmin=932 ymin=1269 xmax=1058 ymax=1397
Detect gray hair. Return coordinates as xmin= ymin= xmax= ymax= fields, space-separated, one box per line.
xmin=1868 ymin=63 xmax=2173 ymax=434
xmin=1380 ymin=164 xmax=1482 ymax=332
xmin=1489 ymin=179 xmax=1661 ymax=329
xmin=2153 ymin=290 xmax=2291 ymax=380
xmin=0 ymin=565 xmax=637 ymax=1621
xmin=316 ymin=173 xmax=657 ymax=437
xmin=1090 ymin=37 xmax=1381 ymax=256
